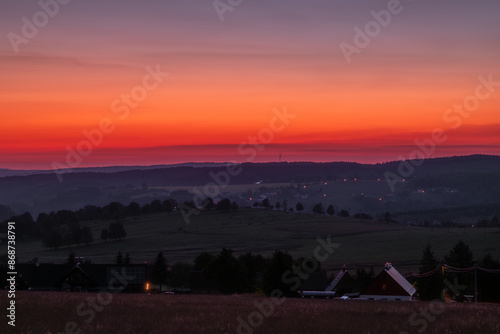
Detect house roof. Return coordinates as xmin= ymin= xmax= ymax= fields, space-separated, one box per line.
xmin=361 ymin=263 xmax=416 ymax=297
xmin=326 ymin=266 xmax=349 ymax=291
xmin=384 ymin=264 xmax=416 ymax=296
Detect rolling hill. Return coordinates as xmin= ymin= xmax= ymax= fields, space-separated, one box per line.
xmin=10 ymin=209 xmax=500 ymax=273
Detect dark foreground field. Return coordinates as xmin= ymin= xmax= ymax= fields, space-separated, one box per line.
xmin=3 ymin=292 xmax=500 ymax=334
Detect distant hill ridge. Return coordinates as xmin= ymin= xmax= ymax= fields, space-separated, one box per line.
xmin=1 ymin=154 xmax=499 ymax=218
xmin=0 ymin=162 xmax=236 ymax=178
xmin=1 ymin=154 xmax=499 ymax=179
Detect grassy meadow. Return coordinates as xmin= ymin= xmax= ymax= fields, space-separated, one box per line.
xmin=12 ymin=209 xmax=500 ymax=273
xmin=3 ymin=291 xmax=500 ymax=334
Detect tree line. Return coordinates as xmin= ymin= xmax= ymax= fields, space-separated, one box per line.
xmin=253 ymin=199 xmax=351 ymax=217
xmin=417 ymin=241 xmax=500 ymax=303
xmin=144 ymin=241 xmax=500 ymax=302
xmin=0 ymin=196 xmax=243 ymax=250
xmin=147 ymin=248 xmax=378 ymax=297
xmin=2 ymin=194 xmax=392 ymax=246
xmin=252 ymin=199 xmax=394 ymax=221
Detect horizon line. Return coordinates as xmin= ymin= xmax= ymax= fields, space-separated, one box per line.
xmin=2 ymin=153 xmax=499 ymax=173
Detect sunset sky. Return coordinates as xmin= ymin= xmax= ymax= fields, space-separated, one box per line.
xmin=1 ymin=0 xmax=499 ymax=169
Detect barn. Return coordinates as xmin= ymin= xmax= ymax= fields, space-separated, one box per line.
xmin=325 ymin=265 xmax=358 ymax=296
xmin=360 ymin=263 xmax=416 ymax=301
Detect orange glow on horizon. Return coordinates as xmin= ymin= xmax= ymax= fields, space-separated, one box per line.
xmin=1 ymin=2 xmax=499 ymax=169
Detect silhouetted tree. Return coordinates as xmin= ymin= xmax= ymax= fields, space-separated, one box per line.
xmin=203 ymin=197 xmax=215 ymax=210
xmin=193 ymin=252 xmax=215 ymax=270
xmin=0 ymin=204 xmax=15 ymax=221
xmin=185 ymin=200 xmax=197 ymax=208
xmin=78 ymin=205 xmax=102 ymax=221
xmin=338 ymin=210 xmax=350 ymax=217
xmin=124 ymin=252 xmax=131 ymax=265
xmin=151 ymin=252 xmax=168 ymax=291
xmin=326 ymin=205 xmax=335 ymax=216
xmin=418 ymin=244 xmax=442 ymax=300
xmin=445 ymin=240 xmax=474 ymax=268
xmin=205 ymin=248 xmax=250 ymax=293
xmin=103 ymin=202 xmax=126 ymax=220
xmin=10 ymin=212 xmax=37 ymax=236
xmin=262 ymin=250 xmax=297 ymax=296
xmin=141 ymin=204 xmax=151 ymax=214
xmin=239 ymin=253 xmax=266 ymax=291
xmin=56 ymin=210 xmax=77 ymax=225
xmin=480 ymin=253 xmax=500 ymax=269
xmin=37 ymin=212 xmax=56 ymax=234
xmin=295 ymin=202 xmax=304 ymax=212
xmin=150 ymin=199 xmax=163 ymax=213
xmin=215 ymin=198 xmax=232 ymax=211
xmin=163 ymin=198 xmax=177 ymax=213
xmin=169 ymin=262 xmax=192 ymax=287
xmin=127 ymin=202 xmax=141 ymax=216
xmin=262 ymin=198 xmax=270 ymax=209
xmin=109 ymin=222 xmax=127 ymax=240
xmin=115 ymin=251 xmax=124 ymax=265
xmin=353 ymin=213 xmax=373 ymax=220
xmin=478 ymin=254 xmax=500 ymax=302
xmin=313 ymin=202 xmax=324 ymax=214
xmin=444 ymin=240 xmax=474 ymax=300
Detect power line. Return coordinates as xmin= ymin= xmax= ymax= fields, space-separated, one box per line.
xmin=406 ymin=264 xmax=500 ymax=303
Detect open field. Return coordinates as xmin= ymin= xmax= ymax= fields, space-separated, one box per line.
xmin=3 ymin=291 xmax=500 ymax=334
xmin=11 ymin=209 xmax=500 ymax=272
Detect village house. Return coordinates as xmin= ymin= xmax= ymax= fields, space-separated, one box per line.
xmin=360 ymin=263 xmax=416 ymax=301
